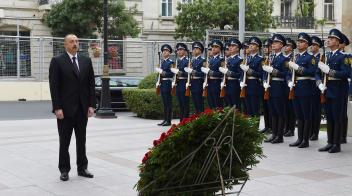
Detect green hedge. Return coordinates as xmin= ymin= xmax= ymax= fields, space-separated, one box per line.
xmin=123 ymin=73 xmax=209 ymax=119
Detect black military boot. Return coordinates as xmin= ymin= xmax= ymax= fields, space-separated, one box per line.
xmin=319 ymin=122 xmax=334 ymax=152
xmin=265 ymin=117 xmax=277 ymax=143
xmin=289 ymin=120 xmax=303 ymax=147
xmin=162 ymin=108 xmax=172 ymax=126
xmin=310 ymin=118 xmax=319 ymax=141
xmin=329 ymin=123 xmax=342 ymax=153
xmin=272 ymin=117 xmax=284 ymax=144
xmin=298 ymin=120 xmax=310 ymax=148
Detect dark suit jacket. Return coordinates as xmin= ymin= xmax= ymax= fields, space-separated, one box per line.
xmin=49 ymin=52 xmax=96 ymax=117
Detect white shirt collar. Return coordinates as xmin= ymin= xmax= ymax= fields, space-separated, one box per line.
xmin=299 ymin=50 xmax=307 ymax=56
xmin=313 ymin=52 xmax=320 ymax=57
xmin=67 ymin=51 xmax=77 ymax=59
xmin=179 ymin=56 xmax=186 ymax=60
xmin=230 ymin=54 xmax=238 ymax=58
xmin=164 ymin=57 xmax=170 ymax=61
xmin=331 ymin=49 xmax=339 ymax=55
xmin=275 ymin=52 xmax=281 ymax=56
xmin=213 ymin=54 xmax=219 ymax=58
xmin=250 ymin=53 xmax=257 ymax=57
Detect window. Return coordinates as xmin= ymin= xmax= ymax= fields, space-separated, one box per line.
xmin=280 ymin=0 xmax=292 ymax=17
xmin=161 ymin=0 xmax=172 ymax=17
xmin=324 ymin=0 xmax=334 ymax=21
xmin=181 ymin=0 xmax=192 ymax=3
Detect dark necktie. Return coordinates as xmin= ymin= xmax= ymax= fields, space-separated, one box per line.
xmin=72 ymin=57 xmax=80 ymax=75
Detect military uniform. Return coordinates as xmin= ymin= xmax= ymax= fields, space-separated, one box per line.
xmin=261 ymin=38 xmax=273 ymax=134
xmin=317 ymin=29 xmax=350 ymax=153
xmin=264 ymin=34 xmax=290 ymax=143
xmin=241 ymin=37 xmax=264 ymax=117
xmin=288 ymin=33 xmax=316 ymax=148
xmin=189 ymin=42 xmax=205 ymax=113
xmin=159 ymin=44 xmax=174 ymax=126
xmin=240 ymin=41 xmax=250 ymax=114
xmin=221 ymin=38 xmax=243 ymax=108
xmin=310 ymin=36 xmax=323 ymax=141
xmin=205 ymin=39 xmax=224 ymax=109
xmin=283 ymin=38 xmax=297 ymax=137
xmin=174 ymin=43 xmax=190 ymax=122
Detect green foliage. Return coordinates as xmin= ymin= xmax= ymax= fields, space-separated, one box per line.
xmin=136 ymin=108 xmax=265 ymax=195
xmin=138 ymin=73 xmax=158 ymax=89
xmin=175 ymin=0 xmax=274 ymax=40
xmin=296 ymin=0 xmax=315 ymax=17
xmin=43 ymin=0 xmax=140 ymax=38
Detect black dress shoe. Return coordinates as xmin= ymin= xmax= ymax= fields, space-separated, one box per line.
xmin=328 ymin=145 xmax=341 ymax=153
xmin=162 ymin=122 xmax=171 ymax=126
xmin=284 ymin=131 xmax=294 ymax=137
xmin=271 ymin=137 xmax=283 ymax=144
xmin=264 ymin=135 xmax=275 ymax=143
xmin=310 ymin=135 xmax=318 ymax=141
xmin=341 ymin=138 xmax=347 ymax=144
xmin=260 ymin=128 xmax=268 ymax=134
xmin=318 ymin=144 xmax=333 ymax=152
xmin=298 ymin=141 xmax=309 ymax=148
xmin=78 ymin=169 xmax=94 ymax=178
xmin=289 ymin=139 xmax=302 ymax=147
xmin=157 ymin=121 xmax=166 ymax=126
xmin=60 ymin=172 xmax=69 ymax=181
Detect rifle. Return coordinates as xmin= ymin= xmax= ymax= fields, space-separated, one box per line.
xmin=320 ymin=48 xmax=327 ymax=103
xmin=171 ymin=55 xmax=177 ymax=96
xmin=288 ymin=52 xmax=297 ymax=100
xmin=202 ymin=58 xmax=209 ymax=97
xmin=220 ymin=56 xmax=227 ymax=98
xmin=185 ymin=52 xmax=192 ymax=97
xmin=156 ymin=51 xmax=161 ymax=96
xmin=263 ymin=53 xmax=272 ymax=100
xmin=239 ymin=54 xmax=248 ymax=98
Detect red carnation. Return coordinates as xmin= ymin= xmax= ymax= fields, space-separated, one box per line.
xmin=142 ymin=151 xmax=151 ymax=164
xmin=153 ymin=139 xmax=161 ymax=146
xmin=159 ymin=132 xmax=167 ymax=141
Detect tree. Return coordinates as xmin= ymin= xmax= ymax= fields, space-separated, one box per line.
xmin=43 ymin=0 xmax=140 ymax=39
xmin=296 ymin=0 xmax=315 ymax=17
xmin=175 ymin=0 xmax=273 ymax=40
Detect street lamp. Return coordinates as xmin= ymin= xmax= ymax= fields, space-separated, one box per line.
xmin=96 ymin=0 xmax=116 ymax=118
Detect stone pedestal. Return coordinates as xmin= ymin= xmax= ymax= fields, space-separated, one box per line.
xmin=347 ymin=101 xmax=352 ymax=137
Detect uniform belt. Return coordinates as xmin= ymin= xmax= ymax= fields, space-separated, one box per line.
xmin=178 ymin=77 xmax=187 ymax=79
xmin=271 ymin=77 xmax=284 ymax=81
xmin=247 ymin=76 xmax=258 ymax=80
xmin=227 ymin=77 xmax=239 ymax=80
xmin=328 ymin=77 xmax=341 ymax=81
xmin=192 ymin=77 xmax=202 ymax=79
xmin=162 ymin=78 xmax=173 ymax=81
xmin=296 ymin=77 xmax=314 ymax=80
xmin=209 ymin=77 xmax=221 ymax=80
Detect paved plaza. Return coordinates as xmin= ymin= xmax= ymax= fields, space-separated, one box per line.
xmin=0 ymin=104 xmax=351 ymax=195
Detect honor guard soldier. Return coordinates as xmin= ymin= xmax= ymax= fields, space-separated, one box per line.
xmin=240 ymin=37 xmax=264 ymax=117
xmin=309 ymin=36 xmax=324 ymax=141
xmin=317 ymin=29 xmax=350 ymax=153
xmin=171 ymin=43 xmax=190 ymax=122
xmin=263 ymin=34 xmax=290 ymax=143
xmin=339 ymin=33 xmax=350 ymax=144
xmin=288 ymin=33 xmax=316 ymax=148
xmin=185 ymin=42 xmax=205 ymax=113
xmin=283 ymin=37 xmax=297 ymax=137
xmin=156 ymin=44 xmax=174 ymax=126
xmin=208 ymin=43 xmax=214 ymax=59
xmin=240 ymin=41 xmax=250 ymax=114
xmin=219 ymin=38 xmax=243 ymax=108
xmin=261 ymin=38 xmax=273 ymax=134
xmin=224 ymin=42 xmax=230 ymax=58
xmin=202 ymin=39 xmax=224 ymax=109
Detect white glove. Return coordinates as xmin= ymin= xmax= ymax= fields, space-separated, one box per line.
xmin=240 ymin=81 xmax=247 ymax=88
xmin=184 ymin=67 xmax=193 ymax=73
xmin=318 ymin=61 xmax=330 ymax=74
xmin=201 ymin=67 xmax=210 ymax=74
xmin=171 ymin=68 xmax=179 ymax=74
xmin=203 ymin=82 xmax=207 ymax=89
xmin=288 ymin=81 xmax=294 ymax=88
xmin=240 ymin=64 xmax=249 ymax=72
xmin=221 ymin=81 xmax=226 ymax=88
xmin=219 ymin=67 xmax=229 ymax=74
xmin=263 ymin=82 xmax=270 ymax=89
xmin=155 ymin=67 xmax=163 ymax=74
xmin=263 ymin=65 xmax=273 ymax=73
xmin=288 ymin=61 xmax=299 ymax=70
xmin=318 ymin=83 xmax=326 ymax=92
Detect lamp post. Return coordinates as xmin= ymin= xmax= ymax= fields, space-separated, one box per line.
xmin=96 ymin=0 xmax=116 ymax=118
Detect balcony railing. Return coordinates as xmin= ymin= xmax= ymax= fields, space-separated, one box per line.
xmin=272 ymin=16 xmax=315 ymax=29
xmin=38 ymin=0 xmax=61 ymax=5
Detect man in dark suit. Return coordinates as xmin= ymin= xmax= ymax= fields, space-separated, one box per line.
xmin=49 ymin=34 xmax=95 ymax=181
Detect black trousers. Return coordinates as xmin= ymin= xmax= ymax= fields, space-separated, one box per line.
xmin=161 ymin=91 xmax=172 ymax=122
xmin=57 ymin=105 xmax=88 ymax=173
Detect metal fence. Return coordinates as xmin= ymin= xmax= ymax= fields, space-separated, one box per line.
xmin=0 ymin=35 xmax=195 ymax=81
xmin=0 ymin=31 xmax=331 ymax=81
